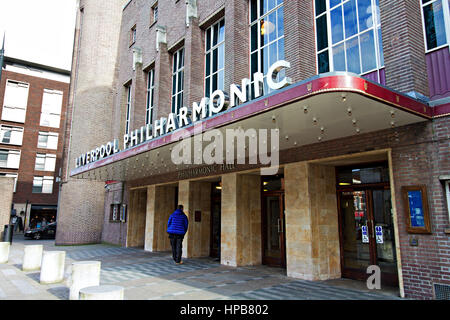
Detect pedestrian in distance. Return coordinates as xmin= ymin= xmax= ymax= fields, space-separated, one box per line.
xmin=167 ymin=204 xmax=189 ymax=265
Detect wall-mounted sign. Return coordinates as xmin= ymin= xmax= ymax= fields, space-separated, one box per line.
xmin=75 ymin=60 xmax=292 ymax=168
xmin=361 ymin=225 xmax=369 ymax=243
xmin=375 ymin=226 xmax=383 ymax=244
xmin=401 ymin=185 xmax=431 ymax=234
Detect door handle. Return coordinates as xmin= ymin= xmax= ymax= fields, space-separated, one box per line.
xmin=277 ymin=218 xmax=281 ymax=233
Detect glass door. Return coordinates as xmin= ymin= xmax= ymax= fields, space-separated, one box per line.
xmin=338 ymin=188 xmax=398 ymax=286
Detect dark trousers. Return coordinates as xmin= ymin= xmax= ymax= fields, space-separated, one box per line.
xmin=169 ymin=233 xmax=184 ymax=263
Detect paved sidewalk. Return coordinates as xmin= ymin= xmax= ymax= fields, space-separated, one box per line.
xmin=0 ymin=235 xmax=402 ymax=300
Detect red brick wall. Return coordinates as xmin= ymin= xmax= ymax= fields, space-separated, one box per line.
xmin=0 ymin=70 xmax=69 ymax=205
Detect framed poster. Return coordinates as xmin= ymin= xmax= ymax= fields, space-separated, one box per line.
xmin=401 ymin=185 xmax=431 ymax=234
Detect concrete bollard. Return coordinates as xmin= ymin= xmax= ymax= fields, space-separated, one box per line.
xmin=79 ymin=285 xmax=124 ymax=300
xmin=69 ymin=261 xmax=102 ymax=300
xmin=22 ymin=245 xmax=44 ymax=272
xmin=40 ymin=251 xmax=66 ymax=284
xmin=0 ymin=242 xmax=10 ymax=264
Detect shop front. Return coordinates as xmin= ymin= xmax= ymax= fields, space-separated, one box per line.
xmin=70 ymin=73 xmax=432 ymax=296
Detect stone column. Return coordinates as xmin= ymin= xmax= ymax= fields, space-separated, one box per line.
xmin=284 ymin=162 xmax=341 ymax=281
xmin=221 ymin=173 xmax=261 ymax=267
xmin=144 ymin=185 xmax=176 ymax=252
xmin=178 ymin=180 xmax=211 ymax=258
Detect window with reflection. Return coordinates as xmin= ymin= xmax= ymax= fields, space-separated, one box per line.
xmin=250 ymin=0 xmax=285 ymax=96
xmin=171 ymin=47 xmax=185 ymax=116
xmin=205 ymin=18 xmax=225 ymax=98
xmin=146 ymin=69 xmax=155 ymax=126
xmin=422 ymin=0 xmax=450 ymax=52
xmin=315 ymin=0 xmax=384 ymax=81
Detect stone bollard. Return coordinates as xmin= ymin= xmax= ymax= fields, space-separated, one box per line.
xmin=69 ymin=261 xmax=102 ymax=300
xmin=22 ymin=245 xmax=44 ymax=272
xmin=0 ymin=242 xmax=10 ymax=264
xmin=40 ymin=251 xmax=66 ymax=284
xmin=79 ymin=285 xmax=124 ymax=300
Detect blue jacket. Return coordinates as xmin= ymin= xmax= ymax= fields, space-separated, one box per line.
xmin=167 ymin=209 xmax=189 ymax=235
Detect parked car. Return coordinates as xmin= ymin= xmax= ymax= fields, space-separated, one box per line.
xmin=24 ymin=222 xmax=57 ymax=240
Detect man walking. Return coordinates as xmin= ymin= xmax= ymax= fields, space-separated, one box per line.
xmin=167 ymin=205 xmax=189 ymax=264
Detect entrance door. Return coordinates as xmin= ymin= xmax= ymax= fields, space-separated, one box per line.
xmin=338 ymin=188 xmax=398 ymax=286
xmin=262 ymin=193 xmax=286 ymax=267
xmin=210 ymin=182 xmax=221 ymax=259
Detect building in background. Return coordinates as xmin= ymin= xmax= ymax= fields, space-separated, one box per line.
xmin=0 ymin=56 xmax=70 ymax=230
xmin=59 ymin=0 xmax=450 ymax=300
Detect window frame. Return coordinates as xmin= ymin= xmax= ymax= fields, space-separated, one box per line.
xmin=0 ymin=125 xmax=24 ymax=146
xmin=0 ymin=148 xmax=21 ymax=169
xmin=1 ymin=79 xmax=30 ymax=123
xmin=37 ymin=131 xmax=59 ymax=150
xmin=204 ymin=18 xmax=225 ymax=99
xmin=446 ymin=180 xmax=450 ymax=223
xmin=314 ymin=0 xmax=384 ymax=79
xmin=34 ymin=153 xmax=56 ymax=172
xmin=249 ymin=0 xmax=285 ymax=96
xmin=39 ymin=88 xmax=63 ymax=128
xmin=171 ymin=47 xmax=185 ymax=115
xmin=125 ymin=84 xmax=132 ymax=134
xmin=130 ymin=25 xmax=137 ymax=46
xmin=420 ymin=0 xmax=450 ymax=53
xmin=32 ymin=176 xmax=54 ymax=194
xmin=146 ymin=69 xmax=155 ymax=126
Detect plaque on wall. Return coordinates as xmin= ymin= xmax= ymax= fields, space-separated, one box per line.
xmin=401 ymin=185 xmax=431 ymax=234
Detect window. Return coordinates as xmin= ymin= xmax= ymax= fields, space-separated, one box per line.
xmin=32 ymin=176 xmax=54 ymax=194
xmin=125 ymin=85 xmax=132 ymax=134
xmin=151 ymin=3 xmax=158 ymax=25
xmin=315 ymin=0 xmax=384 ymax=79
xmin=37 ymin=132 xmax=58 ymax=150
xmin=0 ymin=125 xmax=24 ymax=146
xmin=1 ymin=80 xmax=29 ymax=123
xmin=0 ymin=149 xmax=21 ymax=169
xmin=171 ymin=47 xmax=185 ymax=115
xmin=40 ymin=89 xmax=63 ymax=128
xmin=0 ymin=173 xmax=18 ymax=192
xmin=34 ymin=153 xmax=56 ymax=172
xmin=250 ymin=0 xmax=285 ymax=96
xmin=421 ymin=0 xmax=450 ymax=52
xmin=205 ymin=19 xmax=225 ymax=98
xmin=130 ymin=25 xmax=137 ymax=45
xmin=146 ymin=69 xmax=155 ymax=125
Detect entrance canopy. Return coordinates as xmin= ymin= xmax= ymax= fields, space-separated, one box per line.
xmin=70 ymin=73 xmax=430 ymax=182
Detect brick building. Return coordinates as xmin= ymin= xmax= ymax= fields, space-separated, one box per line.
xmin=59 ymin=0 xmax=450 ymax=299
xmin=0 ymin=56 xmax=70 ymax=230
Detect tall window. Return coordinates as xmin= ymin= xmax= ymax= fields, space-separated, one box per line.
xmin=146 ymin=69 xmax=155 ymax=125
xmin=1 ymin=80 xmax=29 ymax=123
xmin=37 ymin=132 xmax=59 ymax=150
xmin=0 ymin=172 xmax=18 ymax=192
xmin=40 ymin=89 xmax=63 ymax=128
xmin=422 ymin=0 xmax=450 ymax=52
xmin=125 ymin=85 xmax=132 ymax=134
xmin=0 ymin=125 xmax=24 ymax=146
xmin=171 ymin=47 xmax=185 ymax=115
xmin=205 ymin=19 xmax=225 ymax=98
xmin=130 ymin=25 xmax=137 ymax=45
xmin=0 ymin=149 xmax=21 ymax=169
xmin=35 ymin=153 xmax=56 ymax=172
xmin=315 ymin=0 xmax=384 ymax=80
xmin=32 ymin=176 xmax=54 ymax=194
xmin=250 ymin=0 xmax=285 ymax=96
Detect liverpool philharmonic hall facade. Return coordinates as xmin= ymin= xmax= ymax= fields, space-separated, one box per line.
xmin=58 ymin=0 xmax=450 ymax=299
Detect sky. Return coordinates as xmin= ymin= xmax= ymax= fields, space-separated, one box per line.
xmin=0 ymin=0 xmax=77 ymax=71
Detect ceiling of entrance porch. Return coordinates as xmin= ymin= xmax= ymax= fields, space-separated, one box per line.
xmin=70 ymin=88 xmax=428 ymax=182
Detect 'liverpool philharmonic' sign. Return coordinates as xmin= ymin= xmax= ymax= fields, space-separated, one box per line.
xmin=75 ymin=60 xmax=291 ymax=168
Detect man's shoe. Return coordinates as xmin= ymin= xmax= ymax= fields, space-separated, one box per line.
xmin=176 ymin=261 xmax=183 ymax=265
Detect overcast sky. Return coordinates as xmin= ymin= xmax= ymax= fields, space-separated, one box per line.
xmin=0 ymin=0 xmax=77 ymax=71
